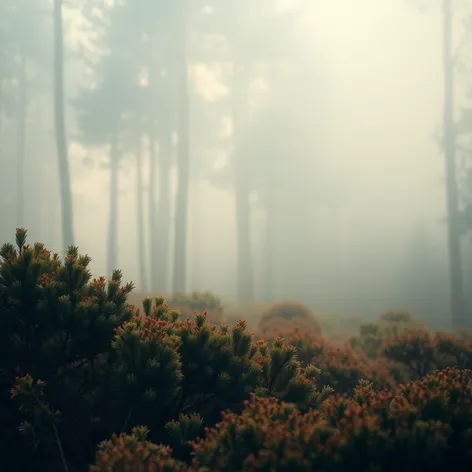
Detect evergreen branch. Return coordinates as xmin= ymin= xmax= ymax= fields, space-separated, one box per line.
xmin=29 ymin=388 xmax=69 ymax=472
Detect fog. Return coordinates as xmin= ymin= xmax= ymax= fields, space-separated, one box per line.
xmin=1 ymin=0 xmax=472 ymax=327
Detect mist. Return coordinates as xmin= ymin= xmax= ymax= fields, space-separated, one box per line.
xmin=1 ymin=0 xmax=472 ymax=328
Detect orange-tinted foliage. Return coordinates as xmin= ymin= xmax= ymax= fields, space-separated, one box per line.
xmin=257 ymin=300 xmax=322 ymax=337
xmin=258 ymin=325 xmax=399 ymax=394
xmin=186 ymin=367 xmax=472 ymax=471
xmin=382 ymin=330 xmax=472 ymax=379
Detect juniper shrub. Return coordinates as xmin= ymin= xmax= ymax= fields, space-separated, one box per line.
xmin=92 ymin=367 xmax=472 ymax=472
xmin=349 ymin=309 xmax=425 ymax=359
xmin=381 ymin=330 xmax=472 ymax=379
xmin=257 ymin=300 xmax=322 ymax=338
xmin=258 ymin=326 xmax=398 ymax=394
xmin=167 ymin=291 xmax=225 ymax=324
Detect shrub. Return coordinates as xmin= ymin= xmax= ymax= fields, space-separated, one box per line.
xmin=92 ymin=367 xmax=472 ymax=471
xmin=168 ymin=291 xmax=225 ymax=324
xmin=90 ymin=300 xmax=331 ymax=465
xmin=0 ymin=229 xmax=135 ymax=470
xmin=381 ymin=330 xmax=472 ymax=379
xmin=349 ymin=309 xmax=425 ymax=359
xmin=90 ymin=426 xmax=188 ymax=472
xmin=0 ymin=231 xmax=331 ymax=470
xmin=258 ymin=326 xmax=398 ymax=394
xmin=257 ymin=300 xmax=322 ymax=338
xmin=190 ymin=367 xmax=472 ymax=471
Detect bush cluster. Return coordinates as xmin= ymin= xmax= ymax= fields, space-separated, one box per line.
xmin=258 ymin=325 xmax=399 ymax=394
xmin=2 ymin=230 xmax=472 ymax=471
xmin=0 ymin=230 xmax=330 ymax=471
xmin=257 ymin=300 xmax=322 ymax=338
xmin=167 ymin=291 xmax=225 ymax=324
xmin=92 ymin=367 xmax=472 ymax=471
xmin=349 ymin=309 xmax=426 ymax=358
xmin=381 ymin=330 xmax=472 ymax=379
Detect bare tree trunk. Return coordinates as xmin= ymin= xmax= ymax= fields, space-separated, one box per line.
xmin=136 ymin=133 xmax=147 ymax=291
xmin=107 ymin=137 xmax=119 ymax=276
xmin=442 ymin=0 xmax=466 ymax=326
xmin=191 ymin=180 xmax=202 ymax=292
xmin=263 ymin=188 xmax=276 ymax=303
xmin=156 ymin=127 xmax=172 ymax=292
xmin=172 ymin=0 xmax=190 ymax=293
xmin=16 ymin=51 xmax=26 ymax=228
xmin=233 ymin=64 xmax=254 ymax=303
xmin=148 ymin=127 xmax=158 ymax=291
xmin=0 ymin=80 xmax=3 ymax=172
xmin=53 ymin=0 xmax=74 ymax=252
xmin=235 ymin=174 xmax=254 ymax=302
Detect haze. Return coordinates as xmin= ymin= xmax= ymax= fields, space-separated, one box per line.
xmin=1 ymin=0 xmax=471 ymax=328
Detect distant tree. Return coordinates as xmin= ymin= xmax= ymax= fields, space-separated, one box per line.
xmin=411 ymin=0 xmax=470 ymax=325
xmin=74 ymin=1 xmax=144 ymax=276
xmin=397 ymin=224 xmax=449 ymax=327
xmin=172 ymin=0 xmax=191 ymax=293
xmin=0 ymin=0 xmax=51 ymax=233
xmin=200 ymin=2 xmax=324 ymax=302
xmin=53 ymin=0 xmax=75 ymax=252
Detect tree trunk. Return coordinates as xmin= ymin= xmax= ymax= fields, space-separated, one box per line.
xmin=148 ymin=127 xmax=158 ymax=291
xmin=156 ymin=127 xmax=172 ymax=292
xmin=191 ymin=180 xmax=202 ymax=292
xmin=442 ymin=0 xmax=466 ymax=326
xmin=233 ymin=64 xmax=254 ymax=303
xmin=263 ymin=188 xmax=276 ymax=303
xmin=16 ymin=51 xmax=26 ymax=228
xmin=53 ymin=0 xmax=74 ymax=252
xmin=107 ymin=137 xmax=119 ymax=276
xmin=136 ymin=133 xmax=147 ymax=291
xmin=172 ymin=0 xmax=190 ymax=293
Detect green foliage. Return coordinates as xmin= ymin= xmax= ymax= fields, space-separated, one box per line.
xmin=4 ymin=231 xmax=472 ymax=471
xmin=92 ymin=367 xmax=472 ymax=471
xmin=0 ymin=229 xmax=135 ymax=470
xmin=258 ymin=326 xmax=398 ymax=394
xmin=0 ymin=231 xmax=329 ymax=470
xmin=168 ymin=291 xmax=225 ymax=324
xmin=349 ymin=309 xmax=425 ymax=358
xmin=381 ymin=330 xmax=472 ymax=379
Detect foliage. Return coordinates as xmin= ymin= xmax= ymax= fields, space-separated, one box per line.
xmin=90 ymin=426 xmax=187 ymax=472
xmin=381 ymin=330 xmax=472 ymax=379
xmin=0 ymin=228 xmax=135 ymax=470
xmin=257 ymin=300 xmax=322 ymax=338
xmin=349 ymin=309 xmax=425 ymax=359
xmin=258 ymin=326 xmax=399 ymax=394
xmin=0 ymin=231 xmax=330 ymax=470
xmin=168 ymin=291 xmax=225 ymax=324
xmin=91 ymin=367 xmax=472 ymax=472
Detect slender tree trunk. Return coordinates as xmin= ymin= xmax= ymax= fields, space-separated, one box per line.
xmin=235 ymin=175 xmax=254 ymax=302
xmin=442 ymin=0 xmax=466 ymax=326
xmin=53 ymin=0 xmax=74 ymax=252
xmin=148 ymin=127 xmax=158 ymax=291
xmin=172 ymin=0 xmax=190 ymax=293
xmin=263 ymin=188 xmax=276 ymax=303
xmin=107 ymin=138 xmax=119 ymax=276
xmin=136 ymin=132 xmax=147 ymax=291
xmin=233 ymin=64 xmax=254 ymax=303
xmin=156 ymin=128 xmax=172 ymax=292
xmin=191 ymin=180 xmax=201 ymax=292
xmin=16 ymin=52 xmax=26 ymax=228
xmin=0 ymin=79 xmax=4 ymax=163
